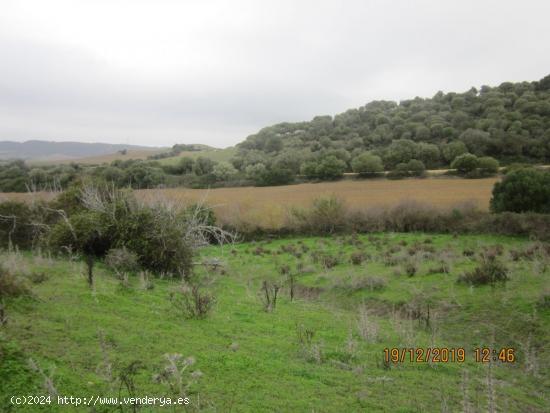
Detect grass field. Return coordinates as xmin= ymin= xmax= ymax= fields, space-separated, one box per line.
xmin=136 ymin=177 xmax=500 ymax=228
xmin=1 ymin=233 xmax=548 ymax=412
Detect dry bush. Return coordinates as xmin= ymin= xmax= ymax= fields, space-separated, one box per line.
xmin=153 ymin=354 xmax=202 ymax=399
xmin=296 ymin=324 xmax=323 ymax=363
xmin=458 ymin=255 xmax=508 ymax=286
xmin=336 ymin=275 xmax=386 ymax=292
xmin=357 ymin=306 xmax=379 ymax=342
xmin=139 ymin=271 xmax=154 ymax=290
xmin=311 ymin=250 xmax=341 ymax=269
xmin=350 ymin=251 xmax=368 ymax=265
xmin=404 ymin=258 xmax=419 ymax=277
xmin=170 ymin=284 xmax=215 ymax=319
xmin=260 ymin=280 xmax=281 ymax=312
xmin=0 ymin=264 xmax=31 ymax=298
xmin=105 ymin=247 xmax=139 ymax=278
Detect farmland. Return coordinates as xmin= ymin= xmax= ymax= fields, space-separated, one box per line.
xmin=136 ymin=177 xmax=499 ymax=228
xmin=0 ymin=177 xmax=499 ymax=229
xmin=1 ymin=233 xmax=548 ymax=412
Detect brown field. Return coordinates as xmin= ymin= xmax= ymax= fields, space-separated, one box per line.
xmin=0 ymin=177 xmax=499 ymax=229
xmin=136 ymin=177 xmax=499 ymax=228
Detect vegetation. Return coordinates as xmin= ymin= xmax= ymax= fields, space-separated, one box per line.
xmin=232 ymin=74 xmax=550 ymax=185
xmin=1 ymin=232 xmax=548 ymax=411
xmin=2 ymin=75 xmax=550 ymax=191
xmin=491 ymin=167 xmax=550 ymax=213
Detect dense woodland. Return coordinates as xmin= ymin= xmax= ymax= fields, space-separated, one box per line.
xmin=0 ymin=75 xmax=549 ymax=191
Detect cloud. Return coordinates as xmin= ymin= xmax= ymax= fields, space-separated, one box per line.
xmin=0 ymin=0 xmax=549 ymax=147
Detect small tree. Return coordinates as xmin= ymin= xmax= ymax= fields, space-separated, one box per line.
xmin=477 ymin=156 xmax=499 ymax=176
xmin=351 ymin=153 xmax=384 ymax=176
xmin=451 ymin=153 xmax=478 ymax=175
xmin=490 ymin=168 xmax=550 ymax=213
xmin=49 ymin=211 xmax=111 ymax=286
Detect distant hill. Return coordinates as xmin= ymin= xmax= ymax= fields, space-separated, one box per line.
xmin=0 ymin=140 xmax=162 ymax=161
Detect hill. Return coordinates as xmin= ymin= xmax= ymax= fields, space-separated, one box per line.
xmin=232 ymin=74 xmax=550 ymax=179
xmin=0 ymin=140 xmax=161 ymax=161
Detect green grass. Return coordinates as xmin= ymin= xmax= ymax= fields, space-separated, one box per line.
xmin=1 ymin=233 xmax=549 ymax=412
xmin=158 ymin=147 xmax=237 ymax=165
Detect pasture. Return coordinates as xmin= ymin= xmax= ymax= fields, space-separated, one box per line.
xmin=1 ymin=233 xmax=548 ymax=412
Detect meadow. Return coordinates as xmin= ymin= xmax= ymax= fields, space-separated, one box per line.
xmin=1 ymin=232 xmax=548 ymax=412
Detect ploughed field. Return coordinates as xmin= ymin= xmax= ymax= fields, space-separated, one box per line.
xmin=1 ymin=233 xmax=548 ymax=412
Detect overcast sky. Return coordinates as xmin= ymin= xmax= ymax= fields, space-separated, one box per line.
xmin=1 ymin=0 xmax=549 ymax=148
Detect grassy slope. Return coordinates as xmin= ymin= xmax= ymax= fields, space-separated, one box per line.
xmin=1 ymin=233 xmax=549 ymax=412
xmin=157 ymin=147 xmax=237 ymax=165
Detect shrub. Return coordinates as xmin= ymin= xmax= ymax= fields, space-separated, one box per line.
xmin=458 ymin=256 xmax=508 ymax=286
xmin=451 ymin=153 xmax=478 ymax=175
xmin=350 ymin=251 xmax=367 ymax=265
xmin=260 ymin=280 xmax=281 ymax=312
xmin=477 ymin=156 xmax=499 ymax=176
xmin=105 ymin=247 xmax=140 ymax=276
xmin=351 ymin=153 xmax=384 ymax=176
xmin=169 ymin=284 xmax=215 ymax=319
xmin=0 ymin=265 xmax=31 ymax=298
xmin=490 ymin=168 xmax=550 ymax=213
xmin=289 ymin=196 xmax=348 ymax=234
xmin=0 ymin=201 xmax=36 ymax=249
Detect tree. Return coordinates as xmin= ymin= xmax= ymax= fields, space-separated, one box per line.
xmin=49 ymin=211 xmax=112 ymax=286
xmin=442 ymin=141 xmax=468 ymax=163
xmin=193 ymin=157 xmax=215 ymax=176
xmin=451 ymin=153 xmax=479 ymax=174
xmin=351 ymin=153 xmax=383 ymax=175
xmin=477 ymin=156 xmax=499 ymax=176
xmin=314 ymin=156 xmax=346 ymax=180
xmin=406 ymin=159 xmax=426 ymax=177
xmin=212 ymin=163 xmax=237 ymax=182
xmin=490 ymin=168 xmax=550 ymax=213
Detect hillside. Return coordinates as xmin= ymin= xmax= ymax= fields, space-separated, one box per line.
xmin=232 ymin=74 xmax=550 ymax=177
xmin=0 ymin=140 xmax=161 ymax=161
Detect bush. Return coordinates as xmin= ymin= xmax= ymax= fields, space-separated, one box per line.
xmin=289 ymin=196 xmax=348 ymax=234
xmin=169 ymin=284 xmax=215 ymax=319
xmin=350 ymin=251 xmax=367 ymax=265
xmin=0 ymin=202 xmax=36 ymax=249
xmin=0 ymin=265 xmax=31 ymax=298
xmin=490 ymin=168 xmax=550 ymax=213
xmin=451 ymin=153 xmax=478 ymax=174
xmin=477 ymin=156 xmax=499 ymax=176
xmin=351 ymin=153 xmax=384 ymax=176
xmin=105 ymin=247 xmax=139 ymax=275
xmin=458 ymin=256 xmax=508 ymax=286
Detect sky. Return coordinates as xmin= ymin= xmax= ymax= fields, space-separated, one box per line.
xmin=0 ymin=0 xmax=549 ymax=148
